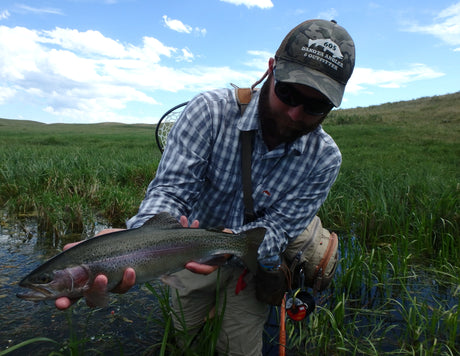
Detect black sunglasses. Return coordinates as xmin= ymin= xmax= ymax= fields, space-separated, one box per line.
xmin=273 ymin=77 xmax=334 ymax=116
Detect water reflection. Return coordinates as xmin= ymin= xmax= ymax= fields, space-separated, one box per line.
xmin=0 ymin=214 xmax=164 ymax=355
xmin=1 ymin=215 xmax=458 ymax=354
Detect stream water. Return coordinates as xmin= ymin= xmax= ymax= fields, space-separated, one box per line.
xmin=0 ymin=215 xmax=165 ymax=355
xmin=1 ymin=215 xmax=458 ymax=355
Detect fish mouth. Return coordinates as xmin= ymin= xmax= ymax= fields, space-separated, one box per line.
xmin=16 ymin=284 xmax=57 ymax=301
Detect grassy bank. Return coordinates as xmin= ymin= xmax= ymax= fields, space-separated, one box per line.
xmin=1 ymin=92 xmax=459 ymax=354
xmin=0 ymin=120 xmax=161 ymax=238
xmin=323 ymin=93 xmax=459 ymax=266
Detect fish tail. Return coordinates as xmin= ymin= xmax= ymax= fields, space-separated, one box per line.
xmin=241 ymin=227 xmax=266 ymax=274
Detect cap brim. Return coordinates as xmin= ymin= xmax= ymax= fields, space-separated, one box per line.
xmin=275 ymin=59 xmax=345 ymax=107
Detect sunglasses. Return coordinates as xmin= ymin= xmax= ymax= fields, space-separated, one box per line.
xmin=273 ymin=77 xmax=334 ymax=116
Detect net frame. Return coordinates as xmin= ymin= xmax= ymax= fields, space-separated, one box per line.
xmin=155 ymin=102 xmax=188 ymax=153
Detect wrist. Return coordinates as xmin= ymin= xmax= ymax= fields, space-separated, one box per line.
xmin=258 ymin=255 xmax=282 ymax=271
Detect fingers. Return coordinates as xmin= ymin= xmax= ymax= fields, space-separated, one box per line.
xmin=111 ymin=268 xmax=136 ymax=293
xmin=55 ymin=297 xmax=75 ymax=310
xmin=179 ymin=215 xmax=188 ymax=227
xmin=93 ymin=274 xmax=109 ymax=289
xmin=84 ymin=274 xmax=109 ymax=307
xmin=55 ymin=268 xmax=135 ymax=310
xmin=57 ymin=229 xmax=132 ymax=310
xmin=63 ymin=241 xmax=82 ymax=251
xmin=180 ymin=215 xmax=199 ymax=228
xmin=185 ymin=261 xmax=219 ymax=275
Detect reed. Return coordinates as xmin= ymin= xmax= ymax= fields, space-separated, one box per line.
xmin=0 ymin=92 xmax=459 ymax=354
xmin=0 ymin=120 xmax=160 ymax=236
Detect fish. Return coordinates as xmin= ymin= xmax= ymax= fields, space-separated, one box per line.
xmin=16 ymin=212 xmax=265 ymax=307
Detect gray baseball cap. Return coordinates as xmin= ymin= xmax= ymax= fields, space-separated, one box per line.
xmin=275 ymin=19 xmax=355 ymax=107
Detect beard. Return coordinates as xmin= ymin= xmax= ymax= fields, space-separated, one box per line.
xmin=258 ymin=74 xmax=325 ymax=147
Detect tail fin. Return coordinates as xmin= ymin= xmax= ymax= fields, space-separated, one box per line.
xmin=241 ymin=228 xmax=266 ymax=273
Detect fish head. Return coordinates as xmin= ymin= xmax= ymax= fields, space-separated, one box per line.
xmin=17 ymin=265 xmax=91 ymax=301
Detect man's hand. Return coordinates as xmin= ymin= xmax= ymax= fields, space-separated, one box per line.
xmin=179 ymin=216 xmax=199 ymax=229
xmin=180 ymin=216 xmax=232 ymax=275
xmin=185 ymin=261 xmax=220 ymax=275
xmin=55 ymin=228 xmax=136 ymax=310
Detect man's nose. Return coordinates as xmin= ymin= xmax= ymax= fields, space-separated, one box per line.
xmin=286 ymin=105 xmax=305 ymax=121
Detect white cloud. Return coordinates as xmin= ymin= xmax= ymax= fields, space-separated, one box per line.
xmin=40 ymin=28 xmax=127 ymax=58
xmin=347 ymin=63 xmax=445 ymax=93
xmin=196 ymin=27 xmax=207 ymax=36
xmin=244 ymin=50 xmax=272 ymax=70
xmin=0 ymin=9 xmax=10 ymax=20
xmin=179 ymin=48 xmax=194 ymax=62
xmin=0 ymin=25 xmax=255 ymax=123
xmin=130 ymin=36 xmax=177 ymax=63
xmin=162 ymin=15 xmax=206 ymax=36
xmin=162 ymin=15 xmax=192 ymax=34
xmin=15 ymin=4 xmax=63 ymax=16
xmin=2 ymin=20 xmax=446 ymax=124
xmin=403 ymin=2 xmax=460 ymax=51
xmin=219 ymin=0 xmax=273 ymax=9
xmin=0 ymin=86 xmax=16 ymax=104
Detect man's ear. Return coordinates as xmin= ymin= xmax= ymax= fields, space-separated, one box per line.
xmin=268 ymin=57 xmax=275 ymax=72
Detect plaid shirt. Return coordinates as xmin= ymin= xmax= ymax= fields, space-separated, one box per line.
xmin=127 ymin=88 xmax=341 ymax=262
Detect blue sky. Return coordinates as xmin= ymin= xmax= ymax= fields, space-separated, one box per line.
xmin=0 ymin=0 xmax=459 ymax=124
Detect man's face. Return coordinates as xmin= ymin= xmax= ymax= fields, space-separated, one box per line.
xmin=258 ymin=73 xmax=332 ymax=145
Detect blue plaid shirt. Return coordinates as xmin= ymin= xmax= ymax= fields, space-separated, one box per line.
xmin=127 ymin=88 xmax=341 ymax=262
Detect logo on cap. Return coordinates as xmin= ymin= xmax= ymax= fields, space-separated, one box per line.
xmin=300 ymin=37 xmax=345 ymax=72
xmin=307 ymin=39 xmax=343 ymax=60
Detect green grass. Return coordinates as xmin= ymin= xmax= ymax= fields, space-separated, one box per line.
xmin=0 ymin=120 xmax=161 ymax=236
xmin=1 ymin=91 xmax=459 ymax=354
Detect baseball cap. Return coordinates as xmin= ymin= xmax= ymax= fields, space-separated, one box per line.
xmin=274 ymin=19 xmax=355 ymax=107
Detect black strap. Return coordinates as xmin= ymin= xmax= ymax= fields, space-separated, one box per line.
xmin=234 ymin=86 xmax=256 ymax=224
xmin=241 ymin=130 xmax=255 ymax=224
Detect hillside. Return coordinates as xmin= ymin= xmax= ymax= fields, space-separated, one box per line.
xmin=1 ymin=91 xmax=459 ymax=128
xmin=328 ymin=91 xmax=460 ymax=125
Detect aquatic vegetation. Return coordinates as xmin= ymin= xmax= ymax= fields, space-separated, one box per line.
xmin=0 ymin=92 xmax=459 ymax=354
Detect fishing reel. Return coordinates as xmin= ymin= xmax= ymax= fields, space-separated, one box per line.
xmin=285 ymin=289 xmax=315 ymax=321
xmin=285 ymin=268 xmax=315 ymax=321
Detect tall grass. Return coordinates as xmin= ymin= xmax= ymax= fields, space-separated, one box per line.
xmin=1 ymin=92 xmax=459 ymax=354
xmin=0 ymin=120 xmax=161 ymax=237
xmin=296 ymin=234 xmax=459 ymax=355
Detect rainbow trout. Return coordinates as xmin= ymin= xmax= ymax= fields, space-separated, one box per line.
xmin=17 ymin=212 xmax=265 ymax=306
